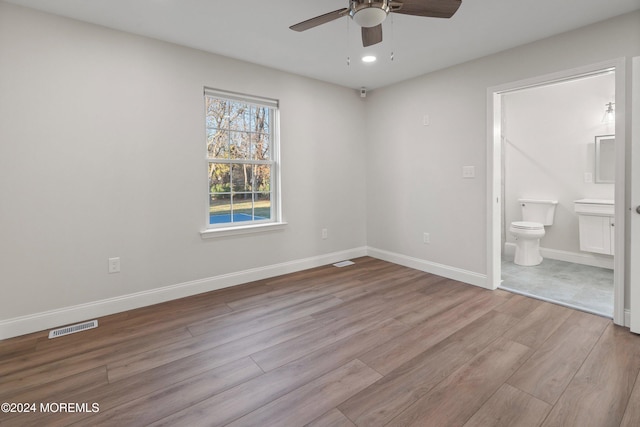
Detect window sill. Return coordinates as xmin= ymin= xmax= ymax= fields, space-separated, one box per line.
xmin=200 ymin=221 xmax=288 ymax=239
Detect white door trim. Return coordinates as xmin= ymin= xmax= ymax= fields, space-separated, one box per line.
xmin=486 ymin=58 xmax=626 ymax=325
xmin=630 ymin=56 xmax=640 ymax=333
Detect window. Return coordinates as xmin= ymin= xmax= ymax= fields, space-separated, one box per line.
xmin=204 ymin=89 xmax=280 ymax=231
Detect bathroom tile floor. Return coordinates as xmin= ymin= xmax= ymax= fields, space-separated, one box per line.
xmin=500 ymin=256 xmax=614 ymax=318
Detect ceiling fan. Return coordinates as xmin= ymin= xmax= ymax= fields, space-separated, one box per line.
xmin=290 ymin=0 xmax=462 ymax=47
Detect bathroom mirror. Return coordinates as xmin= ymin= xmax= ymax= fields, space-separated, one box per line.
xmin=595 ymin=135 xmax=615 ymax=183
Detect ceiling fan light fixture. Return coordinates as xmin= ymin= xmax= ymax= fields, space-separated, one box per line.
xmin=352 ymin=5 xmax=388 ymax=28
xmin=362 ymin=55 xmax=377 ymax=63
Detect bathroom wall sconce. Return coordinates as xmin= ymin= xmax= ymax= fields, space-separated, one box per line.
xmin=602 ymin=102 xmax=615 ymax=123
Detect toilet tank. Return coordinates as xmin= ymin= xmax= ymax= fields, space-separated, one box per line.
xmin=519 ymin=199 xmax=558 ymax=226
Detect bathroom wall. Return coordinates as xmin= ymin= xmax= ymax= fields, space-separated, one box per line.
xmin=503 ymin=72 xmax=616 ymax=264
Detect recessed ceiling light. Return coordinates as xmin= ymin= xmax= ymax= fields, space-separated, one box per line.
xmin=362 ymin=55 xmax=377 ymax=63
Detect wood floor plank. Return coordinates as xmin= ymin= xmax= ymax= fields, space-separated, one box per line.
xmin=507 ymin=310 xmax=609 ymax=404
xmin=621 ymin=369 xmax=640 ymax=427
xmin=73 ymin=357 xmax=263 ymax=426
xmin=0 ymin=334 xmax=40 ymax=360
xmin=463 ymin=383 xmax=551 ymax=427
xmin=106 ymin=314 xmax=322 ymax=382
xmin=251 ymin=291 xmax=431 ymax=372
xmin=502 ymin=301 xmax=573 ymax=349
xmin=542 ymin=323 xmax=640 ymax=427
xmin=147 ymin=318 xmax=408 ymax=427
xmin=386 ymin=337 xmax=532 ymax=427
xmin=493 ymin=293 xmax=544 ymax=319
xmin=306 ymin=409 xmax=357 ymax=427
xmin=0 ymin=326 xmax=192 ymax=395
xmin=226 ymin=360 xmax=381 ymax=427
xmin=394 ymin=279 xmax=485 ymax=326
xmin=372 ymin=273 xmax=452 ymax=300
xmin=339 ymin=310 xmax=519 ymax=427
xmin=187 ymin=294 xmax=342 ymax=337
xmin=0 ymin=366 xmax=107 ymax=402
xmin=359 ymin=289 xmax=511 ymax=375
xmin=331 ymin=268 xmax=426 ymax=302
xmin=1 ymin=357 xmax=260 ymax=427
xmin=205 ymin=282 xmax=274 ymax=305
xmin=14 ymin=338 xmax=293 ymax=427
xmin=0 ymin=367 xmax=107 ymax=424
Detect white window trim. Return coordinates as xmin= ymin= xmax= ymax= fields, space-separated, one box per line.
xmin=202 ymin=88 xmax=283 ymax=236
xmin=200 ymin=221 xmax=288 ymax=239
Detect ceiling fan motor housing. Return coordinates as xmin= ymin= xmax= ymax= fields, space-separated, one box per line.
xmin=350 ymin=1 xmax=391 ymax=27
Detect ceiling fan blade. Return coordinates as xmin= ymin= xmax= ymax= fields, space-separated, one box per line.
xmin=393 ymin=0 xmax=462 ymax=18
xmin=362 ymin=25 xmax=383 ymax=47
xmin=290 ymin=8 xmax=350 ymax=32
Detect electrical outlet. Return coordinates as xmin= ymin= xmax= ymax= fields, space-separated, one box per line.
xmin=462 ymin=166 xmax=475 ymax=178
xmin=322 ymin=228 xmax=328 ymax=240
xmin=108 ymin=257 xmax=120 ymax=274
xmin=423 ymin=232 xmax=430 ymax=244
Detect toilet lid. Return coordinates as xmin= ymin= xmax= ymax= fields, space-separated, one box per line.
xmin=511 ymin=221 xmax=543 ymax=230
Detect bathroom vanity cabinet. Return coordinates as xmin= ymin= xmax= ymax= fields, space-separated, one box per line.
xmin=574 ymin=199 xmax=615 ymax=255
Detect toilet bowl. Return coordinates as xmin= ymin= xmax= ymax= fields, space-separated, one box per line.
xmin=509 ymin=199 xmax=558 ymax=267
xmin=509 ymin=221 xmax=545 ymax=266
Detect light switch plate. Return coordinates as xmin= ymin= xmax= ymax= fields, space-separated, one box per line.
xmin=584 ymin=172 xmax=593 ymax=183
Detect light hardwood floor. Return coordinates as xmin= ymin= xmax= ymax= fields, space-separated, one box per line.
xmin=2 ymin=257 xmax=640 ymax=426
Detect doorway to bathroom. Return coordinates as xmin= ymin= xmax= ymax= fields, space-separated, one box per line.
xmin=486 ymin=59 xmax=627 ymax=324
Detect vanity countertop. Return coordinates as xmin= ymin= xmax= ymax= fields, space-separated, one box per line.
xmin=574 ymin=199 xmax=614 ymax=205
xmin=574 ymin=199 xmax=614 ymax=216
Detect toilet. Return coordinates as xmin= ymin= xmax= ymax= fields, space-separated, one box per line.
xmin=509 ymin=199 xmax=558 ymax=266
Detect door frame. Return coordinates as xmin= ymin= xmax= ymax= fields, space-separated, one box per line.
xmin=486 ymin=58 xmax=626 ymax=325
xmin=630 ymin=56 xmax=640 ymax=333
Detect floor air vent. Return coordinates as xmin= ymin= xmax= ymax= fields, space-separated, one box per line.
xmin=48 ymin=320 xmax=98 ymax=339
xmin=333 ymin=260 xmax=355 ymax=268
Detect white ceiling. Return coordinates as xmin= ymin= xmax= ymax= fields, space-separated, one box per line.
xmin=5 ymin=0 xmax=640 ymax=89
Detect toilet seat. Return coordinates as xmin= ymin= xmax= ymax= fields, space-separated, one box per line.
xmin=510 ymin=221 xmax=543 ymax=230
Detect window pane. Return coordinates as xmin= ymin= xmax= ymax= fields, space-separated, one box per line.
xmin=229 ymin=131 xmax=250 ymax=160
xmin=231 ymin=164 xmax=253 ymax=192
xmin=206 ymin=98 xmax=229 ymax=129
xmin=207 ymin=129 xmax=229 ymax=159
xmin=254 ymin=164 xmax=271 ymax=192
xmin=232 ymin=193 xmax=254 ymax=222
xmin=209 ymin=163 xmax=230 ymax=193
xmin=209 ymin=194 xmax=231 ymax=224
xmin=252 ymin=133 xmax=270 ymax=160
xmin=251 ymin=106 xmax=270 ymax=135
xmin=255 ymin=192 xmax=271 ymax=220
xmin=229 ymin=103 xmax=251 ymax=131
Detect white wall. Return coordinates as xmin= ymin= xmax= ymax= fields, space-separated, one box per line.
xmin=503 ymin=73 xmax=615 ymax=260
xmin=365 ymin=12 xmax=639 ymax=294
xmin=0 ymin=2 xmax=367 ymax=336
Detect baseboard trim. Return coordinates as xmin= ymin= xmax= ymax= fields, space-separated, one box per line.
xmin=366 ymin=247 xmax=488 ymax=289
xmin=0 ymin=247 xmax=367 ymax=340
xmin=504 ymin=243 xmax=614 ymax=270
xmin=625 ymin=309 xmax=631 ymax=328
